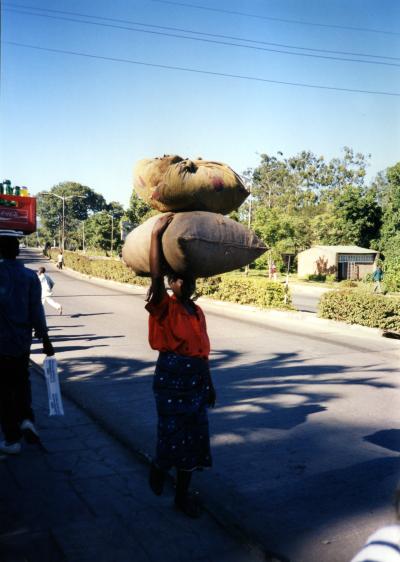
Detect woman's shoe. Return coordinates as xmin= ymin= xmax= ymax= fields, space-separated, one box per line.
xmin=174 ymin=493 xmax=201 ymax=519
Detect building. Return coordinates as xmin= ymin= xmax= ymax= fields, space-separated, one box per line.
xmin=297 ymin=245 xmax=378 ymax=281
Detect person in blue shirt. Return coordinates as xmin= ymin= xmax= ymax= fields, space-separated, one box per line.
xmin=0 ymin=235 xmax=54 ymax=455
xmin=373 ymin=265 xmax=384 ymax=293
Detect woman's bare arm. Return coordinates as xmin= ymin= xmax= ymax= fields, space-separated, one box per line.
xmin=147 ymin=213 xmax=174 ymax=304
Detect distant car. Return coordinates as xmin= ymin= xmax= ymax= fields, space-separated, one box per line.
xmin=19 ymin=243 xmax=26 ymax=248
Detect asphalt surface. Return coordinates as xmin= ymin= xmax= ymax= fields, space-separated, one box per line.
xmin=0 ymin=368 xmax=263 ymax=562
xmin=6 ymin=249 xmax=400 ymax=562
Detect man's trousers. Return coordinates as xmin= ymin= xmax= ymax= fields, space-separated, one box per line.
xmin=0 ymin=353 xmax=34 ymax=443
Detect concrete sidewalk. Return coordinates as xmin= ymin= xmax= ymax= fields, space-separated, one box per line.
xmin=0 ymin=368 xmax=265 ymax=562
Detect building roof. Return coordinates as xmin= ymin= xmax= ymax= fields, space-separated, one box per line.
xmin=313 ymin=245 xmax=378 ymax=254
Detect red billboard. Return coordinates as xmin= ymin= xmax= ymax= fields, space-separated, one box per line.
xmin=0 ymin=194 xmax=37 ymax=234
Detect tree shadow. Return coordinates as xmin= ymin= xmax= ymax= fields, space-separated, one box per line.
xmin=364 ymin=429 xmax=400 ymax=453
xmin=69 ymin=313 xmax=114 ymax=318
xmin=32 ymin=347 xmax=399 ymax=561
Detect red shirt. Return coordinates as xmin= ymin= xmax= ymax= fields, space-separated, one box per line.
xmin=145 ymin=293 xmax=210 ymax=359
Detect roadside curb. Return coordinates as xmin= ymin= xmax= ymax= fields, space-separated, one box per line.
xmin=29 ymin=358 xmax=282 ymax=562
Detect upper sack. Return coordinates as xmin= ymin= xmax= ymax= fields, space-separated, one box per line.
xmin=133 ymin=155 xmax=249 ymax=215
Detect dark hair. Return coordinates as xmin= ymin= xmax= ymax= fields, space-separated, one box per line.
xmin=0 ymin=236 xmax=20 ymax=259
xmin=167 ymin=273 xmax=196 ymax=299
xmin=38 ymin=267 xmax=46 ymax=274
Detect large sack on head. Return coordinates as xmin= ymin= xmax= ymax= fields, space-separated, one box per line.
xmin=122 ymin=211 xmax=267 ymax=278
xmin=134 ymin=155 xmax=249 ymax=215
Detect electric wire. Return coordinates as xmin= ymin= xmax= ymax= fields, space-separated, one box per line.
xmin=5 ymin=6 xmax=400 ymax=69
xmin=4 ymin=1 xmax=398 ymax=61
xmin=5 ymin=41 xmax=400 ymax=97
xmin=149 ymin=0 xmax=400 ymax=37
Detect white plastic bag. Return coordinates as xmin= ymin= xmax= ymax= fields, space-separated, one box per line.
xmin=43 ymin=356 xmax=64 ymax=416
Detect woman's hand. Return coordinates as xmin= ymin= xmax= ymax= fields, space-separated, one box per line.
xmin=152 ymin=213 xmax=174 ymax=237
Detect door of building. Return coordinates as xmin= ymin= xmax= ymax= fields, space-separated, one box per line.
xmin=338 ymin=262 xmax=348 ymax=281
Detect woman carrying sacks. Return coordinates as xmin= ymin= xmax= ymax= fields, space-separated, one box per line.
xmin=145 ymin=213 xmax=216 ymax=518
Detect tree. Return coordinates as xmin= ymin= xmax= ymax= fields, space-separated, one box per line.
xmin=125 ymin=192 xmax=152 ymax=228
xmin=37 ymin=182 xmax=107 ymax=248
xmin=84 ymin=210 xmax=122 ymax=253
xmin=332 ymin=185 xmax=381 ymax=247
xmin=248 ymin=148 xmax=378 ymax=263
xmin=380 ymin=162 xmax=400 ymax=245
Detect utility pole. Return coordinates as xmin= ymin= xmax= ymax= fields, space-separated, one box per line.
xmin=43 ymin=193 xmax=86 ymax=250
xmin=244 ymin=179 xmax=252 ymax=276
xmin=108 ymin=213 xmax=114 ymax=255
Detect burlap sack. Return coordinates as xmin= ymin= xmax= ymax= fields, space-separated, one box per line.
xmin=134 ymin=155 xmax=249 ymax=215
xmin=122 ymin=212 xmax=267 ymax=278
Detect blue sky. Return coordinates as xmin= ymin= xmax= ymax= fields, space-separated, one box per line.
xmin=1 ymin=0 xmax=399 ymax=207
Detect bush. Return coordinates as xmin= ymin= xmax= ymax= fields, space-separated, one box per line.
xmin=306 ymin=274 xmax=326 ymax=282
xmin=319 ymin=289 xmax=400 ymax=331
xmin=52 ymin=251 xmax=291 ymax=309
xmin=362 ymin=272 xmax=373 ymax=283
xmin=49 ymin=250 xmax=149 ymax=287
xmin=384 ymin=255 xmax=400 ymax=292
xmin=339 ymin=279 xmax=358 ymax=288
xmin=196 ymin=275 xmax=291 ymax=309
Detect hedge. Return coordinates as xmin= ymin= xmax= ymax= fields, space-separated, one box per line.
xmin=196 ymin=276 xmax=291 ymax=308
xmin=49 ymin=250 xmax=149 ymax=287
xmin=49 ymin=250 xmax=291 ymax=309
xmin=318 ymin=289 xmax=400 ymax=331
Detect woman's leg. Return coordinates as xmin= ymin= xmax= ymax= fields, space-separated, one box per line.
xmin=149 ymin=461 xmax=166 ymax=496
xmin=175 ymin=470 xmax=200 ymax=518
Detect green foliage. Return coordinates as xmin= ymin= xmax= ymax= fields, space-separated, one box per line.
xmin=37 ymin=181 xmax=108 ymax=249
xmin=248 ymin=148 xmax=380 ymax=260
xmin=49 ymin=250 xmax=149 ymax=286
xmin=380 ymin=162 xmax=400 ymax=244
xmin=52 ymin=251 xmax=290 ymax=309
xmin=196 ymin=275 xmax=291 ymax=309
xmin=306 ymin=274 xmax=326 ymax=282
xmin=125 ymin=192 xmax=152 ymax=228
xmin=319 ymin=290 xmax=400 ymax=331
xmin=332 ymin=184 xmax=381 ymax=247
xmin=84 ymin=210 xmax=121 ymax=253
xmin=339 ymin=279 xmax=358 ymax=288
xmin=383 ymin=237 xmax=400 ymax=292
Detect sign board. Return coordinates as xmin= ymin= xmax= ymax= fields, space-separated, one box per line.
xmin=0 ymin=195 xmax=37 ymax=234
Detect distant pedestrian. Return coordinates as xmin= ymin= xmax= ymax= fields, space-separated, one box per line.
xmin=56 ymin=250 xmax=64 ymax=270
xmin=145 ymin=213 xmax=216 ymax=519
xmin=0 ymin=235 xmax=54 ymax=455
xmin=373 ymin=265 xmax=383 ymax=293
xmin=43 ymin=241 xmax=51 ymax=259
xmin=270 ymin=262 xmax=277 ymax=281
xmin=37 ymin=267 xmax=62 ymax=315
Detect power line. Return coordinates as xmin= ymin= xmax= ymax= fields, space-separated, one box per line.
xmin=5 ymin=7 xmax=400 ymax=69
xmin=4 ymin=2 xmax=399 ymax=62
xmin=5 ymin=41 xmax=400 ymax=97
xmin=149 ymin=0 xmax=400 ymax=37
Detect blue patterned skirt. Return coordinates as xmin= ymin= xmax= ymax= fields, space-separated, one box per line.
xmin=153 ymin=351 xmax=212 ymax=471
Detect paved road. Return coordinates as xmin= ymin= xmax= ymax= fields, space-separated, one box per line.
xmin=22 ymin=250 xmax=400 ymax=562
xmin=289 ymin=283 xmax=329 ymax=313
xmin=0 ymin=369 xmax=263 ymax=562
xmin=290 ymin=292 xmax=321 ymax=313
